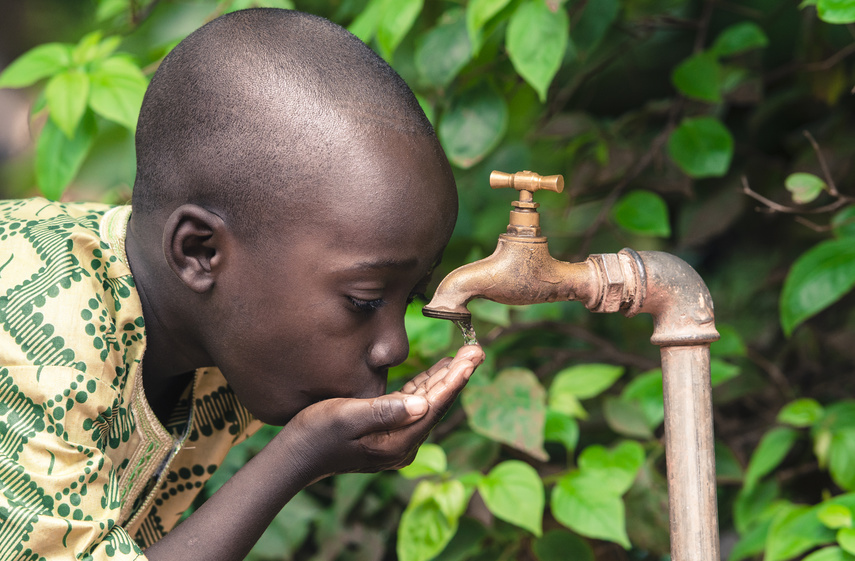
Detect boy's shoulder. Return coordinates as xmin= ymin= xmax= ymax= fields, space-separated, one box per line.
xmin=0 ymin=198 xmax=142 ymax=380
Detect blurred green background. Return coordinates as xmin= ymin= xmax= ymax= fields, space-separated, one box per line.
xmin=3 ymin=1 xmax=855 ymax=560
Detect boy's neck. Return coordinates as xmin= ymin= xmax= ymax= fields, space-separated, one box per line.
xmin=125 ymin=214 xmax=211 ymax=423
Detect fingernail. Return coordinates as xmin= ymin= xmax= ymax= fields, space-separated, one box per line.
xmin=405 ymin=396 xmax=428 ymax=416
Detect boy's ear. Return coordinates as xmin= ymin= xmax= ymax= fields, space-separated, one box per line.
xmin=162 ymin=204 xmax=230 ymax=294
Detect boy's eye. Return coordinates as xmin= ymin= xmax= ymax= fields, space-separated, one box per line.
xmin=347 ymin=296 xmax=387 ymax=313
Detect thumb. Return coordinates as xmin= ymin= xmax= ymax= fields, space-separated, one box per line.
xmin=358 ymin=394 xmax=429 ymax=434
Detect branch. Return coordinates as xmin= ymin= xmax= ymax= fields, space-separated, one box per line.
xmin=766 ymin=42 xmax=855 ymax=83
xmin=746 ymin=347 xmax=792 ymax=399
xmin=741 ymin=176 xmax=851 ymax=215
xmin=803 ymin=130 xmax=838 ymax=196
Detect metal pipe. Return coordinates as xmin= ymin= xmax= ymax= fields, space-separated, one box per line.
xmin=633 ymin=250 xmax=720 ymax=561
xmin=660 ymin=345 xmax=719 ymax=561
xmin=423 ymin=248 xmax=721 ymax=561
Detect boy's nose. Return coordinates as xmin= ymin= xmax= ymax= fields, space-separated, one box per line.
xmin=368 ymin=315 xmax=409 ymax=371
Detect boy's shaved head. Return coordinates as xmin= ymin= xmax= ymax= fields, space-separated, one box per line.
xmin=132 ymin=8 xmax=448 ymax=238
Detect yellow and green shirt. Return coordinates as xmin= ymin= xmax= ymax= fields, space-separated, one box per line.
xmin=0 ymin=198 xmax=262 ymax=560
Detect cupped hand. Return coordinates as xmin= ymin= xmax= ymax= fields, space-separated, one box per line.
xmin=287 ymin=345 xmax=485 ymax=480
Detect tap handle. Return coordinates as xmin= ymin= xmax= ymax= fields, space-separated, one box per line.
xmin=490 ymin=170 xmax=564 ymax=195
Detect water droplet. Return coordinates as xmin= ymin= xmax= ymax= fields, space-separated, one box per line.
xmin=453 ymin=319 xmax=478 ymax=346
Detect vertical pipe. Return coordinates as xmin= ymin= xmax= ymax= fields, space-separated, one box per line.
xmin=660 ymin=344 xmax=720 ymax=561
xmin=628 ymin=250 xmax=720 ymax=561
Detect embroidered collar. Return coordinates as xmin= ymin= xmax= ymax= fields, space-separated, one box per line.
xmin=99 ymin=205 xmax=132 ymax=267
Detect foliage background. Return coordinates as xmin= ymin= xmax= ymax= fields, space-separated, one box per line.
xmin=2 ymin=0 xmax=855 ymax=560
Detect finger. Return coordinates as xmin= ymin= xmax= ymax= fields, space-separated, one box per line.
xmin=402 ymin=355 xmax=454 ymax=394
xmin=452 ymin=345 xmax=485 ymax=366
xmin=412 ymin=360 xmax=476 ymax=426
xmin=401 ymin=370 xmax=432 ymax=394
xmin=420 ymin=346 xmax=484 ymax=394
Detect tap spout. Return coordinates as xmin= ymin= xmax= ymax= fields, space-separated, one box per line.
xmin=422 ymin=234 xmax=600 ymax=321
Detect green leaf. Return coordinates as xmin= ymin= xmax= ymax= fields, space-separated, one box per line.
xmin=815 ymin=401 xmax=855 ymax=433
xmin=405 ymin=303 xmax=453 ymax=358
xmin=348 ymin=0 xmax=388 ymax=43
xmin=400 ymin=443 xmax=448 ymax=479
xmin=572 ymin=0 xmax=619 ymax=54
xmin=778 ymin=398 xmax=825 ymax=428
xmin=88 ymin=57 xmax=147 ymax=131
xmin=786 ymin=172 xmax=827 ymax=204
xmin=830 ymin=430 xmax=855 ymax=491
xmin=468 ymin=299 xmax=511 ymax=326
xmin=548 ymin=390 xmax=587 ymax=419
xmin=734 ymin=479 xmax=780 ymax=533
xmin=620 ymin=369 xmax=664 ymax=429
xmin=506 ymin=0 xmax=569 ymax=102
xmin=333 ymin=472 xmax=378 ymax=520
xmin=377 ymin=0 xmax=424 ymax=60
xmin=252 ymin=490 xmax=322 ymax=558
xmin=744 ymin=427 xmax=799 ymax=491
xmin=96 ymin=0 xmax=129 ymax=22
xmin=398 ymin=480 xmax=469 ymax=561
xmin=765 ymin=504 xmax=835 ymax=561
xmin=466 ymin=0 xmax=513 ymax=54
xmin=817 ymin=0 xmax=855 ymax=24
xmin=36 ymin=111 xmax=97 ymax=200
xmin=550 ymin=363 xmax=624 ymax=401
xmin=817 ymin=429 xmax=834 ymax=469
xmin=93 ymin=36 xmax=122 ymax=60
xmin=841 ymin=528 xmax=855 ymax=555
xmin=72 ymin=31 xmax=104 ymax=65
xmin=710 ymin=22 xmax=769 ymax=56
xmin=611 ymin=190 xmax=671 ymax=237
xmin=577 ymin=441 xmax=645 ymax=495
xmin=730 ymin=514 xmax=778 ymax=561
xmin=818 ymin=504 xmax=853 ymax=529
xmin=672 ymin=52 xmax=723 ymax=103
xmin=551 ymin=471 xmax=631 ymax=548
xmin=438 ymin=83 xmax=508 ymax=169
xmin=45 ymin=70 xmax=90 ymax=138
xmin=442 ymin=430 xmax=500 ymax=476
xmin=803 ymin=547 xmax=855 ymax=561
xmin=603 ymin=396 xmax=654 ymax=438
xmin=462 ymin=368 xmax=548 ymax=460
xmin=533 ymin=530 xmax=595 ymax=561
xmin=711 ymin=324 xmax=747 ymax=358
xmin=710 ymin=358 xmax=741 ymax=386
xmin=716 ymin=440 xmax=744 ymax=481
xmin=433 ymin=517 xmax=487 ymax=561
xmin=780 ymin=239 xmax=855 ymax=336
xmin=415 ymin=12 xmax=472 ymax=88
xmin=667 ymin=116 xmax=734 ymax=178
xmin=0 ymin=43 xmax=72 ymax=88
xmin=543 ymin=409 xmax=579 ymax=452
xmin=477 ymin=460 xmax=544 ymax=536
xmin=832 ymin=207 xmax=855 ymax=239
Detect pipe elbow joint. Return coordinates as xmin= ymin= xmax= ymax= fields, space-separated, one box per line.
xmin=634 ymin=251 xmax=719 ymax=347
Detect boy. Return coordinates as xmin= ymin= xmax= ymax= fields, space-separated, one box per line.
xmin=0 ymin=8 xmax=484 ymax=561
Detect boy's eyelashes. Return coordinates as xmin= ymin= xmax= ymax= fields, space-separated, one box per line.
xmin=346 ymin=296 xmax=387 ymax=313
xmin=345 ymin=290 xmax=426 ymax=313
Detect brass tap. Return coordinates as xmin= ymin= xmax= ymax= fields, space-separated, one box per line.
xmin=423 ymin=170 xmax=600 ymax=321
xmin=489 ymin=170 xmax=563 ymax=238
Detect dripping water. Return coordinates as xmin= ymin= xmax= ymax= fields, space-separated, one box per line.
xmin=453 ymin=318 xmax=478 ymax=346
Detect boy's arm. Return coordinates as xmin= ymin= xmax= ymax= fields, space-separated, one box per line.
xmin=143 ymin=345 xmax=484 ymax=561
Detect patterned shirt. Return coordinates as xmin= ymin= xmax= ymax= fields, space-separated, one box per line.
xmin=0 ymin=199 xmax=262 ymax=560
